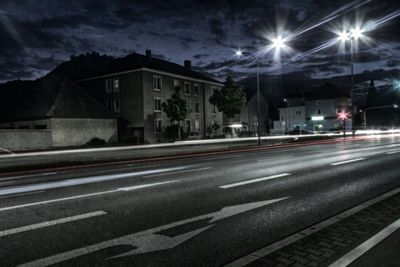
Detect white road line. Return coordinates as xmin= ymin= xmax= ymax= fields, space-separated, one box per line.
xmin=386 ymin=150 xmax=400 ymax=155
xmin=257 ymin=156 xmax=293 ymax=162
xmin=330 ymin=158 xmax=366 ymax=166
xmin=118 ymin=180 xmax=179 ymax=191
xmin=224 ymin=187 xmax=400 ymax=267
xmin=0 ymin=180 xmax=178 ymax=212
xmin=143 ymin=167 xmax=212 ymax=178
xmin=219 ymin=173 xmax=291 ymax=189
xmin=0 ymin=211 xmax=106 ymax=237
xmin=329 ymin=217 xmax=400 ymax=267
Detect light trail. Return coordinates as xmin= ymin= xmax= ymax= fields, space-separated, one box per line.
xmin=363 ymin=9 xmax=400 ymax=33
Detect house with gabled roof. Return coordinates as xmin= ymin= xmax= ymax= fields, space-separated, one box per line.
xmin=78 ymin=50 xmax=223 ymax=143
xmin=0 ymin=76 xmax=117 ymax=149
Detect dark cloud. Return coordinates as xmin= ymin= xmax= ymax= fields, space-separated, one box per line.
xmin=0 ymin=0 xmax=399 ymax=82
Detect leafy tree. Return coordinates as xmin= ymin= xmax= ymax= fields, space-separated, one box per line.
xmin=209 ymin=77 xmax=246 ymax=136
xmin=162 ymin=86 xmax=190 ymax=140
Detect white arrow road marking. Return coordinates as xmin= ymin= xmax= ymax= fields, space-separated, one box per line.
xmin=18 ymin=197 xmax=289 ymax=267
xmin=0 ymin=211 xmax=106 ymax=237
xmin=219 ymin=173 xmax=291 ymax=189
xmin=330 ymin=158 xmax=366 ymax=166
xmin=0 ymin=167 xmax=186 ymax=197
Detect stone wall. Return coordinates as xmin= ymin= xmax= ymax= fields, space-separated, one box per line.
xmin=0 ymin=130 xmax=52 ymax=151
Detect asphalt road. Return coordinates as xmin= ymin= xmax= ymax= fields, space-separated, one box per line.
xmin=1 ymin=135 xmax=400 ymax=266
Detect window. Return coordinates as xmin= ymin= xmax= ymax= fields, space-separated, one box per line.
xmin=154 ymin=119 xmax=162 ymax=133
xmin=106 ymin=79 xmax=113 ymax=93
xmin=173 ymin=79 xmax=181 ymax=89
xmin=114 ymin=99 xmax=120 ymax=113
xmin=195 ymin=119 xmax=200 ymax=132
xmin=316 ymin=108 xmax=322 ymax=115
xmin=195 ymin=102 xmax=199 ymax=114
xmin=316 ymin=100 xmax=322 ymax=105
xmin=107 ymin=100 xmax=113 ymax=110
xmin=194 ymin=84 xmax=199 ymax=96
xmin=184 ymin=82 xmax=191 ymax=95
xmin=113 ymin=78 xmax=119 ymax=92
xmin=186 ymin=98 xmax=191 ymax=114
xmin=336 ymin=109 xmax=343 ymax=114
xmin=185 ymin=119 xmax=191 ymax=133
xmin=35 ymin=125 xmax=47 ymax=129
xmin=154 ymin=97 xmax=162 ymax=112
xmin=295 ymin=110 xmax=302 ymax=116
xmin=153 ymin=76 xmax=162 ymax=91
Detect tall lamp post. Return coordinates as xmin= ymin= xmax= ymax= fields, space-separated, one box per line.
xmin=363 ymin=104 xmax=399 ymax=128
xmin=235 ymin=36 xmax=286 ymax=146
xmin=235 ymin=51 xmax=261 ymax=145
xmin=338 ymin=27 xmax=364 ymax=137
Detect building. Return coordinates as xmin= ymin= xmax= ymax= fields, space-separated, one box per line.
xmin=273 ymin=84 xmax=352 ymax=133
xmin=0 ymin=77 xmax=118 ymax=150
xmin=79 ymin=50 xmax=223 ymax=143
xmin=222 ymin=92 xmax=269 ymax=136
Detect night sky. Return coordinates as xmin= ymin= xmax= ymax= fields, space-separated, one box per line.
xmin=1 ymin=0 xmax=400 ymax=84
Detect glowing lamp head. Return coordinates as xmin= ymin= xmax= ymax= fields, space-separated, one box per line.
xmin=272 ymin=36 xmax=285 ymax=49
xmin=338 ymin=31 xmax=350 ymax=42
xmin=394 ymin=104 xmax=399 ymax=109
xmin=350 ymin=27 xmax=363 ymax=40
xmin=338 ymin=112 xmax=348 ymax=120
xmin=235 ymin=49 xmax=243 ymax=56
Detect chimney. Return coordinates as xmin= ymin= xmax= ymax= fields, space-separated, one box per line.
xmin=184 ymin=60 xmax=191 ymax=71
xmin=145 ymin=49 xmax=151 ymax=62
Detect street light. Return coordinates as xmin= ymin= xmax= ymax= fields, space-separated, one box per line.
xmin=363 ymin=104 xmax=398 ymax=128
xmin=337 ymin=26 xmax=364 ymax=137
xmin=235 ymin=49 xmax=262 ymax=145
xmin=235 ymin=35 xmax=286 ymax=146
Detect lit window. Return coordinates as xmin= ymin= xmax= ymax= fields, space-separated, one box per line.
xmin=153 ymin=76 xmax=162 ymax=91
xmin=195 ymin=119 xmax=200 ymax=131
xmin=154 ymin=97 xmax=162 ymax=112
xmin=113 ymin=78 xmax=119 ymax=92
xmin=184 ymin=82 xmax=191 ymax=95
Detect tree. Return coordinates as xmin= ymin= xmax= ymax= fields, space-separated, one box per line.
xmin=162 ymin=86 xmax=190 ymax=140
xmin=209 ymin=77 xmax=246 ymax=137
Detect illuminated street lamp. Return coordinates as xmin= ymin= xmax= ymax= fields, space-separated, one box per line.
xmin=337 ymin=26 xmax=364 ymax=136
xmin=235 ymin=35 xmax=286 ymax=145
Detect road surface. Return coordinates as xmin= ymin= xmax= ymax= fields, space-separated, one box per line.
xmin=1 ymin=135 xmax=400 ymax=266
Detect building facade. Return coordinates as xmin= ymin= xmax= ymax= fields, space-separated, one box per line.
xmin=79 ymin=51 xmax=223 ymax=143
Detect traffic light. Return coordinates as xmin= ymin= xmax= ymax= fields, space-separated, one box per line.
xmin=338 ymin=111 xmax=349 ymax=120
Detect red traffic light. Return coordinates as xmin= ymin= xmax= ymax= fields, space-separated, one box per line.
xmin=338 ymin=111 xmax=348 ymax=120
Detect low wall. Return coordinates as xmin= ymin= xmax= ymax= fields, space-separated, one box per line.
xmin=0 ymin=130 xmax=52 ymax=151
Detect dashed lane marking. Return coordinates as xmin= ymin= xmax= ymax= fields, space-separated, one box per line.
xmin=330 ymin=158 xmax=366 ymax=166
xmin=0 ymin=211 xmax=107 ymax=237
xmin=219 ymin=173 xmax=291 ymax=189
